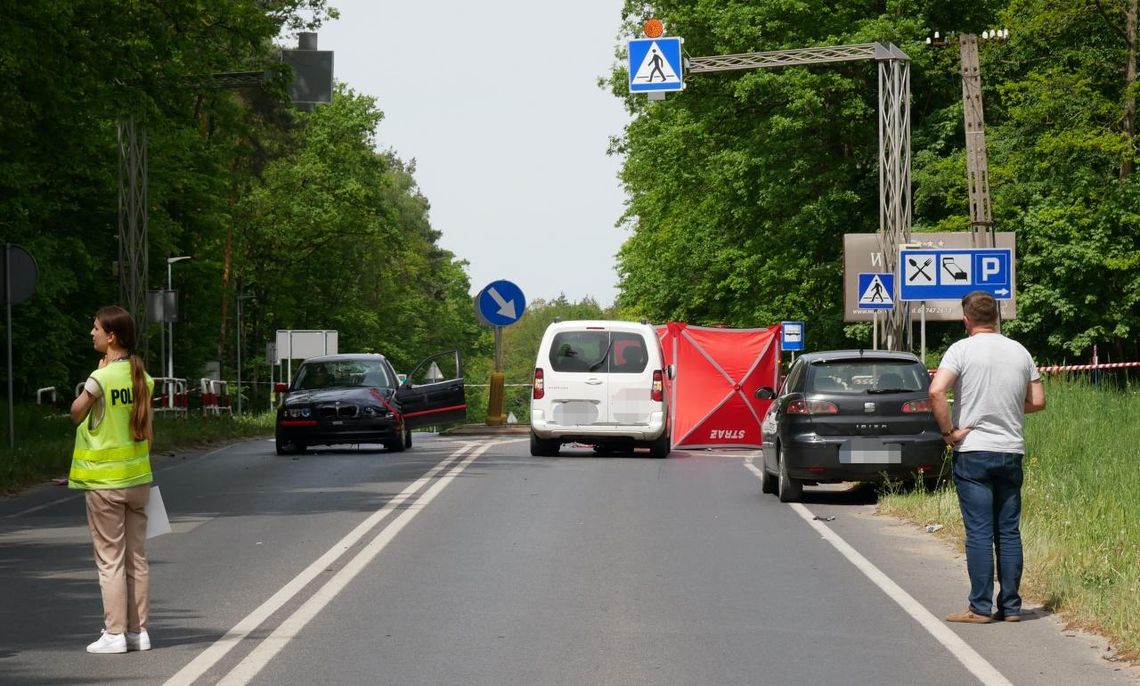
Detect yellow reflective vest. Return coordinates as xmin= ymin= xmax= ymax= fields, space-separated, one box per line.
xmin=69 ymin=361 xmax=154 ymax=490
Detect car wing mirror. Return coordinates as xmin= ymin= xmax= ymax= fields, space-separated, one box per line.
xmin=274 ymin=382 xmax=288 ymax=394
xmin=754 ymin=387 xmax=776 ymax=400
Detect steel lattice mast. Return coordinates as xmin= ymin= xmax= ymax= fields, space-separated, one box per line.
xmin=687 ymin=42 xmax=913 ymax=350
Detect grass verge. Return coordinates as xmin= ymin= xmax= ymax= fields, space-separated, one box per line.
xmin=0 ymin=405 xmax=274 ymax=494
xmin=879 ymin=378 xmax=1140 ymax=663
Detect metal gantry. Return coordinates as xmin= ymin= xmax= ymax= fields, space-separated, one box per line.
xmin=687 ymin=42 xmax=913 ymax=350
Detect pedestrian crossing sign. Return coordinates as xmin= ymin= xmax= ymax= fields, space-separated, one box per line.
xmin=628 ymin=37 xmax=684 ymax=93
xmin=858 ymin=273 xmax=894 ymax=310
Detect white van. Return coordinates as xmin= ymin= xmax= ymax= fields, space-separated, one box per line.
xmin=529 ymin=320 xmax=670 ymax=457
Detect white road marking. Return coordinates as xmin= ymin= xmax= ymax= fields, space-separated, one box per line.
xmin=743 ymin=458 xmax=1013 ymax=686
xmin=163 ymin=441 xmax=481 ymax=686
xmin=214 ymin=440 xmax=498 ymax=685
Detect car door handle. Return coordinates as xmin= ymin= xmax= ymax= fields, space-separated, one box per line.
xmin=585 ymin=379 xmax=603 ymax=385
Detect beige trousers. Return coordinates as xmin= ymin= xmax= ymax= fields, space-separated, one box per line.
xmin=85 ymin=485 xmax=150 ymax=634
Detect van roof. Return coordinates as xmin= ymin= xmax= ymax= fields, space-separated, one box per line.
xmin=544 ymin=319 xmax=656 ymax=332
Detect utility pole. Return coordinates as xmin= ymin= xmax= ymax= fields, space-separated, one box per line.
xmin=929 ymin=30 xmax=1009 ymax=249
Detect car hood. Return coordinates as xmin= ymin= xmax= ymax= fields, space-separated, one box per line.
xmin=281 ymin=386 xmax=395 ymax=407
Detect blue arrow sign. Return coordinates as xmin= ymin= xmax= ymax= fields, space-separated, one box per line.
xmin=476 ymin=280 xmax=526 ymax=327
xmin=857 ymin=273 xmax=894 ymax=310
xmin=781 ymin=321 xmax=804 ymax=352
xmin=898 ymin=248 xmax=1012 ymax=301
xmin=628 ymin=37 xmax=684 ymax=93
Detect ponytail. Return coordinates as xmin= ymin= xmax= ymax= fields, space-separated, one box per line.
xmin=128 ymin=354 xmax=152 ymax=441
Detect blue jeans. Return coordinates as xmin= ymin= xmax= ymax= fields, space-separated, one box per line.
xmin=953 ymin=451 xmax=1024 ymax=616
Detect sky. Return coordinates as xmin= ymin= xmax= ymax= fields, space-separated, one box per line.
xmin=315 ymin=0 xmax=632 ymax=309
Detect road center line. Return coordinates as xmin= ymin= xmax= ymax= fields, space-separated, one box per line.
xmin=742 ymin=458 xmax=1013 ymax=686
xmin=214 ymin=440 xmax=498 ymax=685
xmin=164 ymin=442 xmax=478 ymax=686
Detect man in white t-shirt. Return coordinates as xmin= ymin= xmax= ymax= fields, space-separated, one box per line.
xmin=929 ymin=291 xmax=1046 ymax=624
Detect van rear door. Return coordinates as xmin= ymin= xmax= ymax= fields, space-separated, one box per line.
xmin=544 ymin=330 xmax=610 ymax=427
xmin=606 ymin=330 xmax=657 ymax=426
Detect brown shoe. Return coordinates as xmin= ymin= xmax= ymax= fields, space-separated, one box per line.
xmin=992 ymin=612 xmax=1021 ymax=622
xmin=946 ymin=608 xmax=993 ymax=624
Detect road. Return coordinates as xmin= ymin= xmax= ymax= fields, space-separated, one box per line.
xmin=1 ymin=434 xmax=1135 ymax=685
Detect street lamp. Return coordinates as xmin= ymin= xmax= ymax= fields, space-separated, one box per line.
xmin=236 ymin=290 xmax=254 ymax=415
xmin=166 ymin=255 xmax=192 ymax=409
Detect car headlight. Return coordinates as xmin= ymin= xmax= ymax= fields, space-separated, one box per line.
xmin=362 ymin=406 xmax=388 ymax=417
xmin=284 ymin=408 xmax=312 ymax=418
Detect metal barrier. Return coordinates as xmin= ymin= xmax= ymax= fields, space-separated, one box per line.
xmin=152 ymin=377 xmax=189 ymax=416
xmin=37 ymin=387 xmax=58 ymax=405
xmin=199 ymin=378 xmax=232 ymax=416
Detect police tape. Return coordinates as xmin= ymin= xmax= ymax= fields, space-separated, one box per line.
xmin=926 ymin=361 xmax=1140 ymax=376
xmin=1036 ymin=361 xmax=1140 ymax=373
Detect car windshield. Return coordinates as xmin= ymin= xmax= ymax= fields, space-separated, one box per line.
xmin=294 ymin=360 xmax=392 ymax=390
xmin=808 ymin=360 xmax=928 ymax=394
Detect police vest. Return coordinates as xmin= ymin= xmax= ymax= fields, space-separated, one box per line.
xmin=69 ymin=361 xmax=154 ymax=490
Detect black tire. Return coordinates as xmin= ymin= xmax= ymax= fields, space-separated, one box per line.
xmin=529 ymin=431 xmax=559 ymax=457
xmin=404 ymin=426 xmax=413 ymax=449
xmin=648 ymin=430 xmax=671 ymax=458
xmin=777 ymin=447 xmax=803 ymax=503
xmin=384 ymin=436 xmax=406 ymax=452
xmin=760 ymin=453 xmax=778 ymax=495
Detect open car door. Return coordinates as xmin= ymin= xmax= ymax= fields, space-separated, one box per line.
xmin=395 ymin=350 xmax=467 ymax=429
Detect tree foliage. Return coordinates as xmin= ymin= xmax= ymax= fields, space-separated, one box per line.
xmin=0 ymin=0 xmax=479 ymax=408
xmin=611 ymin=0 xmax=1138 ymax=362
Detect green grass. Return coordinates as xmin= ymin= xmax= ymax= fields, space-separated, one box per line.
xmin=0 ymin=405 xmax=273 ymax=494
xmin=879 ymin=377 xmax=1140 ymax=661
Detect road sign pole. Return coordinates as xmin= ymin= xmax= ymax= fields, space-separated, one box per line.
xmin=920 ymin=302 xmax=927 ymax=365
xmin=873 ymin=311 xmax=879 ymax=350
xmin=486 ymin=326 xmax=506 ymax=427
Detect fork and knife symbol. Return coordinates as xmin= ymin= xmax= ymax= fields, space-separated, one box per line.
xmin=907 ymin=257 xmax=933 ymax=282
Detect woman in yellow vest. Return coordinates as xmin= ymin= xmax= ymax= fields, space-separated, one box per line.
xmin=70 ymin=306 xmax=155 ymax=654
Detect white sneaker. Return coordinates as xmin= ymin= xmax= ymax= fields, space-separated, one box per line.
xmin=127 ymin=630 xmax=151 ymax=651
xmin=87 ymin=631 xmax=127 ymax=654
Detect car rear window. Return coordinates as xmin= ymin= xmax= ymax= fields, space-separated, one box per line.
xmin=808 ymin=360 xmax=928 ymax=394
xmin=548 ymin=331 xmax=650 ymax=374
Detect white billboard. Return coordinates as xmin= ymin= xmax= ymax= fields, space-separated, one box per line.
xmin=274 ymin=330 xmax=338 ymax=361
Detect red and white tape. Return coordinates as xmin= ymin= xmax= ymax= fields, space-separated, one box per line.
xmin=1037 ymin=361 xmax=1140 ymax=373
xmin=928 ymin=361 xmax=1140 ymax=376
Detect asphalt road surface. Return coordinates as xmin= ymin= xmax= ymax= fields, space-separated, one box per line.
xmin=1 ymin=434 xmax=1136 ymax=685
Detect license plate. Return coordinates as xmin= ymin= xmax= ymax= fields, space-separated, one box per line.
xmin=839 ymin=437 xmax=901 ymax=464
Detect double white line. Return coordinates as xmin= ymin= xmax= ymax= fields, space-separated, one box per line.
xmin=166 ymin=441 xmax=496 ymax=685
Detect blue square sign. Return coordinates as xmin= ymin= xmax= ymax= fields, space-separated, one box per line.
xmin=628 ymin=38 xmax=684 ymax=93
xmin=781 ymin=321 xmax=804 ymax=352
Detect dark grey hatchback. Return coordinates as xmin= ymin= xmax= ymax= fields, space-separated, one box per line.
xmin=755 ymin=350 xmax=947 ymax=502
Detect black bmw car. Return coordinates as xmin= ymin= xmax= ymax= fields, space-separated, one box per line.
xmin=755 ymin=350 xmax=947 ymax=502
xmin=275 ymin=352 xmax=466 ymax=454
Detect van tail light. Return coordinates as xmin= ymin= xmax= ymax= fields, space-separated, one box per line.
xmin=532 ymin=368 xmax=545 ymax=399
xmin=651 ymin=370 xmax=664 ymax=402
xmin=787 ymin=399 xmax=838 ymax=415
xmin=902 ymin=399 xmax=932 ymax=413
